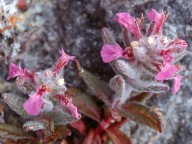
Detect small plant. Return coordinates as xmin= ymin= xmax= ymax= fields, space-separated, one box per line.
xmin=2 ymin=49 xmax=80 ymax=142
xmin=101 ymin=9 xmax=187 ymax=108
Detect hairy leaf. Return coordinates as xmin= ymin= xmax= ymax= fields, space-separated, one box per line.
xmin=47 ymin=105 xmax=78 ymax=125
xmin=0 ymin=123 xmax=33 ymax=141
xmin=128 ymin=92 xmax=152 ymax=102
xmin=66 ymin=87 xmax=101 ymax=122
xmin=2 ymin=93 xmax=29 ymax=118
xmin=74 ymin=60 xmax=113 ymax=106
xmin=23 ymin=121 xmax=45 ymax=132
xmin=118 ymin=102 xmax=162 ymax=132
xmin=44 ymin=125 xmax=71 ymax=143
xmin=106 ymin=128 xmax=132 ymax=144
xmin=101 ymin=27 xmax=116 ymax=45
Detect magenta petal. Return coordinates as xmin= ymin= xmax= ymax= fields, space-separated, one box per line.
xmin=101 ymin=44 xmax=123 ymax=63
xmin=156 ymin=62 xmax=178 ymax=80
xmin=147 ymin=9 xmax=167 ymax=33
xmin=115 ymin=12 xmax=137 ymax=34
xmin=54 ymin=48 xmax=75 ymax=73
xmin=147 ymin=9 xmax=160 ymax=22
xmin=23 ymin=93 xmax=43 ymax=116
xmin=7 ymin=63 xmax=23 ymax=80
xmin=173 ymin=75 xmax=182 ymax=95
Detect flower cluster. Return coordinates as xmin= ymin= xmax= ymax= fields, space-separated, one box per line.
xmin=101 ymin=9 xmax=187 ymax=107
xmin=7 ymin=49 xmax=80 ymax=118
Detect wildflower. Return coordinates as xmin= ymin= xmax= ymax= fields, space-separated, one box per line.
xmin=101 ymin=9 xmax=187 ymax=106
xmin=7 ymin=63 xmax=34 ymax=80
xmin=54 ymin=49 xmax=75 ymax=74
xmin=101 ymin=44 xmax=123 ymax=63
xmin=173 ymin=75 xmax=182 ymax=95
xmin=23 ymin=92 xmax=43 ymax=116
xmin=8 ymin=49 xmax=79 ymax=118
xmin=156 ymin=62 xmax=178 ymax=80
xmin=147 ymin=8 xmax=168 ymax=34
xmin=114 ymin=13 xmax=138 ymax=34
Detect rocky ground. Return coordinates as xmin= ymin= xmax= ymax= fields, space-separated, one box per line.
xmin=0 ymin=0 xmax=192 ymax=143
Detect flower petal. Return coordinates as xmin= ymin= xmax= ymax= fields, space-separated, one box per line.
xmin=7 ymin=63 xmax=34 ymax=80
xmin=7 ymin=63 xmax=23 ymax=80
xmin=173 ymin=75 xmax=182 ymax=95
xmin=147 ymin=9 xmax=168 ymax=33
xmin=101 ymin=44 xmax=123 ymax=63
xmin=147 ymin=9 xmax=160 ymax=23
xmin=23 ymin=93 xmax=43 ymax=116
xmin=54 ymin=49 xmax=75 ymax=73
xmin=114 ymin=12 xmax=138 ymax=34
xmin=156 ymin=62 xmax=178 ymax=80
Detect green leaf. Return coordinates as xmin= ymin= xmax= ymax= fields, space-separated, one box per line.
xmin=0 ymin=123 xmax=33 ymax=141
xmin=128 ymin=92 xmax=152 ymax=103
xmin=118 ymin=102 xmax=162 ymax=132
xmin=106 ymin=128 xmax=132 ymax=144
xmin=2 ymin=93 xmax=30 ymax=118
xmin=74 ymin=60 xmax=113 ymax=106
xmin=66 ymin=88 xmax=101 ymax=122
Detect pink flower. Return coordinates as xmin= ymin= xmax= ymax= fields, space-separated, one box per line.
xmin=54 ymin=49 xmax=75 ymax=74
xmin=173 ymin=75 xmax=182 ymax=95
xmin=147 ymin=9 xmax=168 ymax=33
xmin=101 ymin=44 xmax=123 ymax=63
xmin=114 ymin=12 xmax=138 ymax=34
xmin=7 ymin=63 xmax=24 ymax=80
xmin=23 ymin=93 xmax=43 ymax=116
xmin=156 ymin=62 xmax=178 ymax=80
xmin=59 ymin=96 xmax=80 ymax=119
xmin=7 ymin=63 xmax=34 ymax=80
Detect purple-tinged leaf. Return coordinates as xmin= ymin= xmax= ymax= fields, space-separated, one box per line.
xmin=106 ymin=128 xmax=132 ymax=144
xmin=128 ymin=92 xmax=152 ymax=102
xmin=101 ymin=27 xmax=117 ymax=45
xmin=118 ymin=102 xmax=162 ymax=132
xmin=74 ymin=60 xmax=113 ymax=106
xmin=43 ymin=125 xmax=71 ymax=143
xmin=0 ymin=123 xmax=34 ymax=141
xmin=46 ymin=105 xmax=79 ymax=125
